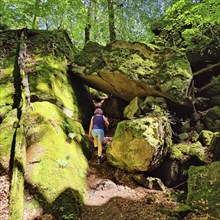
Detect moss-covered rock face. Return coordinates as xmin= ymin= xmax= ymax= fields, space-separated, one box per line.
xmin=197 ymin=75 xmax=220 ymax=107
xmin=198 ymin=130 xmax=214 ymax=146
xmin=123 ymin=96 xmax=168 ymax=120
xmin=123 ymin=97 xmax=143 ymax=119
xmin=71 ymin=41 xmax=193 ymax=106
xmin=0 ymin=31 xmax=21 ymax=170
xmin=209 ymin=132 xmax=220 ymax=161
xmin=25 ymin=102 xmax=88 ymax=218
xmin=187 ymin=162 xmax=220 ymax=218
xmin=106 ymin=109 xmax=172 ymax=172
xmin=203 ymin=106 xmax=220 ymax=132
xmin=168 ymin=141 xmax=204 ymax=163
xmin=0 ymin=29 xmax=91 ymax=219
xmin=0 ymin=109 xmax=18 ymax=169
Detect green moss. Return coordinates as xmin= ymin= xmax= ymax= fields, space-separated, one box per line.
xmin=0 ymin=109 xmax=18 ymax=169
xmin=107 ymin=113 xmax=172 ymax=172
xmin=169 ymin=141 xmax=204 ymax=162
xmin=198 ymin=130 xmax=214 ymax=146
xmin=0 ymin=56 xmax=16 ymax=111
xmin=209 ymin=132 xmax=220 ymax=161
xmin=27 ymin=30 xmax=76 ymax=61
xmin=25 ymin=102 xmax=88 ymax=217
xmin=204 ymin=106 xmax=220 ymax=132
xmin=169 ymin=146 xmax=184 ymax=161
xmin=123 ymin=97 xmax=143 ymax=119
xmin=9 ymin=113 xmax=27 ymax=220
xmin=178 ymin=133 xmax=189 ymax=142
xmin=187 ymin=162 xmax=220 ymax=218
xmin=189 ymin=141 xmax=204 ymax=161
xmin=28 ymin=55 xmax=79 ymax=118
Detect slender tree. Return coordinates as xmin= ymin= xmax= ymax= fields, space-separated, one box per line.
xmin=107 ymin=0 xmax=116 ymax=42
xmin=85 ymin=0 xmax=92 ymax=43
xmin=32 ymin=0 xmax=41 ymax=29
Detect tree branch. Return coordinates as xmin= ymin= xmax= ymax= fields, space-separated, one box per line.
xmin=193 ymin=62 xmax=220 ymax=77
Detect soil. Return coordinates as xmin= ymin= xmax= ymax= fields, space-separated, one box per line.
xmin=0 ymin=170 xmax=10 ymax=220
xmin=78 ymin=137 xmax=180 ymax=220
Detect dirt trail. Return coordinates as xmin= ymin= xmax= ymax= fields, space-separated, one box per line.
xmin=78 ymin=138 xmax=179 ymax=220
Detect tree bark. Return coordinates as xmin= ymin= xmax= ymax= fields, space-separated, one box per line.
xmin=85 ymin=0 xmax=92 ymax=43
xmin=32 ymin=0 xmax=41 ymax=29
xmin=107 ymin=0 xmax=116 ymax=42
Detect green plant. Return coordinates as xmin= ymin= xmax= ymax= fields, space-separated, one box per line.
xmin=62 ymin=213 xmax=76 ymax=220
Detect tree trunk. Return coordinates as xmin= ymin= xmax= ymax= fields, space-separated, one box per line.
xmin=85 ymin=0 xmax=93 ymax=43
xmin=107 ymin=0 xmax=116 ymax=42
xmin=32 ymin=0 xmax=41 ymax=29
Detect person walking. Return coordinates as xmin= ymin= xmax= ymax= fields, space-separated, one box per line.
xmin=89 ymin=108 xmax=109 ymax=163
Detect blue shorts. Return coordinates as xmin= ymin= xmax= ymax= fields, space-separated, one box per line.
xmin=92 ymin=129 xmax=104 ymax=141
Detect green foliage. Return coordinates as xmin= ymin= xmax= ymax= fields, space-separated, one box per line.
xmin=0 ymin=0 xmax=179 ymax=48
xmin=152 ymin=0 xmax=220 ymax=57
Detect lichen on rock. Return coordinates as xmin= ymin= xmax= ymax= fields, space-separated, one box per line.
xmin=107 ymin=108 xmax=172 ymax=172
xmin=71 ymin=40 xmax=193 ymax=106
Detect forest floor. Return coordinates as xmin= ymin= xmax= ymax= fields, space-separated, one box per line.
xmin=78 ymin=136 xmax=181 ymax=220
xmin=0 ymin=170 xmax=10 ymax=220
xmin=0 ymin=124 xmax=214 ymax=220
xmin=0 ymin=134 xmax=215 ymax=220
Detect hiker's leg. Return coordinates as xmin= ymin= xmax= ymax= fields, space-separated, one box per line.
xmin=93 ymin=138 xmax=98 ymax=148
xmin=92 ymin=130 xmax=98 ymax=148
xmin=97 ymin=129 xmax=104 ymax=158
xmin=97 ymin=140 xmax=102 ymax=157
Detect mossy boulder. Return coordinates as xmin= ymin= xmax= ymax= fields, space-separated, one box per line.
xmin=24 ymin=30 xmax=93 ymax=127
xmin=25 ymin=101 xmax=88 ymax=219
xmin=155 ymin=141 xmax=205 ymax=187
xmin=0 ymin=29 xmax=92 ymax=219
xmin=203 ymin=106 xmax=220 ymax=132
xmin=169 ymin=141 xmax=204 ymax=163
xmin=209 ymin=132 xmax=220 ymax=161
xmin=0 ymin=31 xmax=21 ymax=170
xmin=71 ymin=41 xmax=193 ymax=106
xmin=0 ymin=57 xmax=16 ymax=118
xmin=123 ymin=96 xmax=168 ymax=119
xmin=123 ymin=97 xmax=143 ymax=119
xmin=197 ymin=75 xmax=220 ymax=106
xmin=106 ymin=109 xmax=172 ymax=172
xmin=198 ymin=130 xmax=214 ymax=146
xmin=187 ymin=162 xmax=220 ymax=218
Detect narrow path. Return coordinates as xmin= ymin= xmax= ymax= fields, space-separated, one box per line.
xmin=78 ymin=137 xmax=178 ymax=220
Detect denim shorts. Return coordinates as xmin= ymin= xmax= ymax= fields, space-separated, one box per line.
xmin=92 ymin=129 xmax=104 ymax=141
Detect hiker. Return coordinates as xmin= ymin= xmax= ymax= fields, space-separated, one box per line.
xmin=89 ymin=108 xmax=109 ymax=162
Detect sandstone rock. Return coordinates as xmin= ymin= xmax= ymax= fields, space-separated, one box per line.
xmin=71 ymin=41 xmax=193 ymax=106
xmin=209 ymin=132 xmax=220 ymax=161
xmin=106 ymin=109 xmax=172 ymax=172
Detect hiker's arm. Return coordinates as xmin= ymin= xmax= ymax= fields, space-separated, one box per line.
xmin=89 ymin=116 xmax=94 ymax=136
xmin=103 ymin=116 xmax=109 ymax=126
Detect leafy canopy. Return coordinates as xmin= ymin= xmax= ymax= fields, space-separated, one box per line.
xmin=1 ymin=0 xmax=178 ymax=48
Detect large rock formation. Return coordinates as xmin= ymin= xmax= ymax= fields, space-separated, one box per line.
xmin=71 ymin=41 xmax=194 ymax=106
xmin=0 ymin=29 xmax=93 ymax=219
xmin=106 ymin=107 xmax=172 ymax=172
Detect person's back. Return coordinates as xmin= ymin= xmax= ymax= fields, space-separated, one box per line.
xmin=93 ymin=115 xmax=104 ymax=130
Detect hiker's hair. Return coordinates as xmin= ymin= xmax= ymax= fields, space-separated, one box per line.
xmin=94 ymin=108 xmax=103 ymax=115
